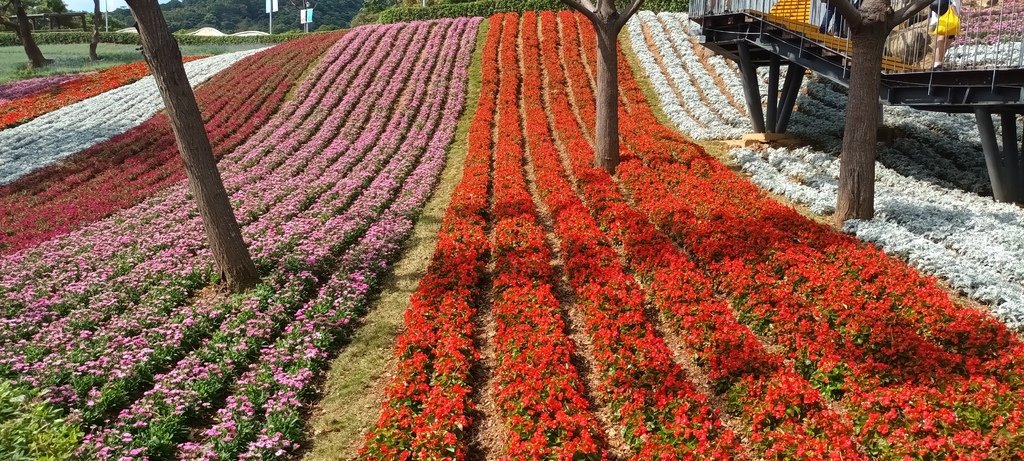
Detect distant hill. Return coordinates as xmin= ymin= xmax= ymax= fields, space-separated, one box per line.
xmin=106 ymin=0 xmax=362 ymax=33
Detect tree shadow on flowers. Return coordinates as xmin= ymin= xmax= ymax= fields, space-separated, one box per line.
xmin=786 ymin=77 xmax=994 ymax=197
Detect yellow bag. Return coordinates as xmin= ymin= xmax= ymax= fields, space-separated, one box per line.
xmin=933 ymin=8 xmax=961 ymax=36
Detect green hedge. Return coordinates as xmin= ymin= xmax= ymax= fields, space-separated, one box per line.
xmin=0 ymin=31 xmax=302 ymax=47
xmin=378 ymin=0 xmax=687 ymax=23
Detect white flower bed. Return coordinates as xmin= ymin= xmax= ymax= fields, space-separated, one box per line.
xmin=636 ymin=11 xmax=1024 ymax=328
xmin=627 ymin=15 xmax=702 ymax=131
xmin=0 ymin=49 xmax=263 ymax=185
xmin=629 ymin=11 xmax=749 ymax=139
xmin=733 ymin=145 xmax=1024 ymax=328
xmin=947 ymin=42 xmax=1024 ymax=68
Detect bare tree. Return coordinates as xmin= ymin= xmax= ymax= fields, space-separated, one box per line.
xmin=89 ymin=0 xmax=100 ymax=60
xmin=125 ymin=0 xmax=259 ymax=292
xmin=1 ymin=0 xmax=51 ymax=68
xmin=830 ymin=0 xmax=933 ymax=225
xmin=559 ymin=0 xmax=644 ymax=173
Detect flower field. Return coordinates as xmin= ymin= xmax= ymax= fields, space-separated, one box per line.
xmin=0 ymin=51 xmax=256 ymax=186
xmin=630 ymin=11 xmax=1024 ymax=329
xmin=3 ymin=7 xmax=1024 ymax=461
xmin=0 ymin=73 xmax=83 ymax=104
xmin=363 ymin=11 xmax=1024 ymax=459
xmin=0 ymin=58 xmax=202 ymax=130
xmin=0 ymin=32 xmax=339 ymax=255
xmin=0 ymin=17 xmax=479 ymax=459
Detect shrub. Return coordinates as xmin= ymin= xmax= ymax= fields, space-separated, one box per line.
xmin=0 ymin=381 xmax=82 ymax=461
xmin=377 ymin=0 xmax=688 ymax=23
xmin=0 ymin=31 xmax=306 ymax=46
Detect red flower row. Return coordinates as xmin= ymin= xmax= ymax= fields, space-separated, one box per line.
xmin=0 ymin=58 xmax=200 ymax=129
xmin=488 ymin=12 xmax=604 ymax=459
xmin=551 ymin=12 xmax=864 ymax=459
xmin=361 ymin=16 xmax=501 ymax=460
xmin=0 ymin=34 xmax=340 ymax=254
xmin=527 ymin=12 xmax=742 ymax=458
xmin=603 ymin=23 xmax=1024 ymax=457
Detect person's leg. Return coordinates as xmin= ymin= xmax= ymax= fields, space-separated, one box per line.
xmin=933 ymin=34 xmax=948 ymax=69
xmin=823 ymin=4 xmax=831 ymax=33
xmin=820 ymin=4 xmax=834 ymax=33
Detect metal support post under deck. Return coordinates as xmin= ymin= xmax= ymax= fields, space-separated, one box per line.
xmin=737 ymin=42 xmax=767 ymax=133
xmin=766 ymin=55 xmax=780 ymax=132
xmin=975 ymin=108 xmax=1024 ymax=203
xmin=775 ymin=64 xmax=804 ymax=133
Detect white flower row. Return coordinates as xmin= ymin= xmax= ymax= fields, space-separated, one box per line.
xmin=659 ymin=15 xmax=749 ymax=125
xmin=628 ymin=11 xmax=749 ymax=139
xmin=635 ymin=10 xmax=1024 ymax=328
xmin=660 ymin=13 xmax=758 ymax=112
xmin=732 ymin=145 xmax=1024 ymax=329
xmin=0 ymin=49 xmax=264 ymax=185
xmin=947 ymin=41 xmax=1024 ymax=68
xmin=627 ymin=13 xmax=702 ymax=132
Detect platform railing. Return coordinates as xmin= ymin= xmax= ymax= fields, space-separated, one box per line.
xmin=689 ymin=0 xmax=1024 ymax=72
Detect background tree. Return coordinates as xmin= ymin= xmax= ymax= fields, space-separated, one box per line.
xmin=89 ymin=0 xmax=100 ymax=60
xmin=560 ymin=0 xmax=645 ymax=173
xmin=125 ymin=0 xmax=259 ymax=292
xmin=40 ymin=0 xmax=65 ymax=11
xmin=829 ymin=0 xmax=934 ymax=225
xmin=109 ymin=0 xmax=362 ymax=33
xmin=1 ymin=0 xmax=51 ymax=68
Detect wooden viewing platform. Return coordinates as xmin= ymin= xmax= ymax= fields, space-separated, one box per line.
xmin=687 ymin=0 xmax=1024 ymax=202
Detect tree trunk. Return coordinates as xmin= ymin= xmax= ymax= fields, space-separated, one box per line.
xmin=89 ymin=0 xmax=101 ymax=60
xmin=594 ymin=24 xmax=620 ymax=173
xmin=11 ymin=0 xmax=49 ymax=68
xmin=126 ymin=0 xmax=259 ymax=292
xmin=834 ymin=21 xmax=887 ymax=226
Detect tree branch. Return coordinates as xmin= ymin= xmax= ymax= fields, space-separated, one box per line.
xmin=828 ymin=0 xmax=863 ymax=28
xmin=559 ymin=0 xmax=600 ymax=24
xmin=615 ymin=0 xmax=645 ymax=29
xmin=889 ymin=0 xmax=933 ymax=26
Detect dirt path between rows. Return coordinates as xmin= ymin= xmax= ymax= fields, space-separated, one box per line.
xmin=300 ymin=22 xmax=490 ymax=461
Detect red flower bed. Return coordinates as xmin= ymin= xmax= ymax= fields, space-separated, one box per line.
xmin=361 ymin=16 xmax=500 ymax=459
xmin=365 ymin=10 xmax=1024 ymax=460
xmin=601 ymin=17 xmax=1024 ymax=457
xmin=0 ymin=34 xmax=340 ymax=254
xmin=525 ymin=12 xmax=742 ymax=458
xmin=486 ymin=13 xmax=604 ymax=458
xmin=549 ymin=12 xmax=864 ymax=459
xmin=0 ymin=58 xmax=201 ymax=129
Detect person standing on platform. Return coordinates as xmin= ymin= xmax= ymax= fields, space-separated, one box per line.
xmin=930 ymin=0 xmax=961 ymax=70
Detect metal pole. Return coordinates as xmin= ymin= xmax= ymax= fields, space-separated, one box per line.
xmin=104 ymin=0 xmax=108 ymax=32
xmin=269 ymin=10 xmax=272 ymax=34
xmin=1000 ymin=113 xmax=1023 ymax=200
xmin=737 ymin=42 xmax=767 ymax=133
xmin=776 ymin=64 xmax=804 ymax=133
xmin=766 ymin=55 xmax=780 ymax=133
xmin=975 ymin=108 xmax=1012 ymax=202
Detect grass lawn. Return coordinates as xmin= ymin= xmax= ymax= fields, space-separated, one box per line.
xmin=0 ymin=42 xmax=269 ymax=83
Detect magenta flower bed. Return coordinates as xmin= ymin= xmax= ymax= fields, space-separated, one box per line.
xmin=0 ymin=17 xmax=480 ymax=460
xmin=0 ymin=74 xmax=83 ymax=103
